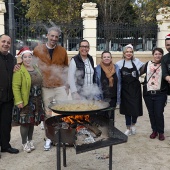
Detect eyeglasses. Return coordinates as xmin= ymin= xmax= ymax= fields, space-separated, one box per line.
xmin=80 ymin=46 xmax=89 ymax=49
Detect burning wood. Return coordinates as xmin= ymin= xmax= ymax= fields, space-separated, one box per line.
xmin=61 ymin=115 xmax=102 ymax=137
xmin=62 ymin=115 xmax=90 ymax=124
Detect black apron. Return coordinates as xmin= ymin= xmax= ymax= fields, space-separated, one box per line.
xmin=120 ymin=60 xmax=143 ymax=116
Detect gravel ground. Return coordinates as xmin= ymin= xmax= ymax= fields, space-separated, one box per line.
xmin=1 ymin=98 xmax=170 ymax=170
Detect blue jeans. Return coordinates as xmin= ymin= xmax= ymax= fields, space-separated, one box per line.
xmin=125 ymin=115 xmax=138 ymax=127
xmin=143 ymin=93 xmax=167 ymax=134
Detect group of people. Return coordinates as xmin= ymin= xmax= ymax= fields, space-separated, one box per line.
xmin=1 ymin=26 xmax=170 ymax=156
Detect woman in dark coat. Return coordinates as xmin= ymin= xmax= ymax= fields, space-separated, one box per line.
xmin=95 ymin=50 xmax=121 ymax=120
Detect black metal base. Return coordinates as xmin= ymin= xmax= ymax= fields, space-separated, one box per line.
xmin=56 ymin=127 xmax=127 ymax=170
xmin=0 ymin=146 xmax=1 ymax=159
xmin=47 ymin=108 xmax=128 ymax=170
xmin=75 ymin=127 xmax=127 ymax=154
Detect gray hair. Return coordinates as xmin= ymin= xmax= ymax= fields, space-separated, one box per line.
xmin=48 ymin=26 xmax=61 ymax=36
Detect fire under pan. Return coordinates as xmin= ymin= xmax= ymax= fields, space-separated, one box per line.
xmin=45 ymin=110 xmax=128 ymax=170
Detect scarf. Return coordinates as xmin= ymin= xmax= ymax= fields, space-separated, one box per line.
xmin=100 ymin=61 xmax=116 ymax=87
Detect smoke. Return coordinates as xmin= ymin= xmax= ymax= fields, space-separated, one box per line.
xmin=36 ymin=58 xmax=68 ymax=86
xmin=79 ymin=84 xmax=101 ymax=100
xmin=32 ymin=55 xmax=39 ymax=66
xmin=47 ymin=64 xmax=68 ymax=85
xmin=49 ymin=20 xmax=58 ymax=28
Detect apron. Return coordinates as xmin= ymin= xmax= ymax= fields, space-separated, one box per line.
xmin=120 ymin=60 xmax=143 ymax=116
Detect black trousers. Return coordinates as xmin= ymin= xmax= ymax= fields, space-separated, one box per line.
xmin=0 ymin=100 xmax=13 ymax=150
xmin=143 ymin=93 xmax=167 ymax=134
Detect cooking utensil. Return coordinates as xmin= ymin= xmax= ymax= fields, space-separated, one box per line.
xmin=48 ymin=100 xmax=110 ymax=115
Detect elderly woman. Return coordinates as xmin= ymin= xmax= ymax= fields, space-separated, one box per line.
xmin=95 ymin=51 xmax=121 ymax=119
xmin=116 ymin=44 xmax=144 ymax=136
xmin=142 ymin=48 xmax=168 ymax=140
xmin=68 ymin=39 xmax=96 ymax=100
xmin=12 ymin=47 xmax=45 ymax=153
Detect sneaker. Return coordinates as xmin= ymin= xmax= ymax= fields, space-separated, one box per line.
xmin=40 ymin=121 xmax=44 ymax=130
xmin=22 ymin=142 xmax=31 ymax=153
xmin=131 ymin=126 xmax=136 ymax=135
xmin=124 ymin=129 xmax=131 ymax=136
xmin=29 ymin=140 xmax=35 ymax=150
xmin=44 ymin=139 xmax=51 ymax=151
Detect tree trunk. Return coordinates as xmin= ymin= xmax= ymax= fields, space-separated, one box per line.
xmin=63 ymin=34 xmax=68 ymax=50
xmin=106 ymin=39 xmax=110 ymax=51
xmin=142 ymin=34 xmax=146 ymax=51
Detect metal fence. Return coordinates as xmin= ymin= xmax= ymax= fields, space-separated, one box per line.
xmin=5 ymin=19 xmax=83 ymax=51
xmin=5 ymin=19 xmax=158 ymax=51
xmin=97 ymin=22 xmax=158 ymax=51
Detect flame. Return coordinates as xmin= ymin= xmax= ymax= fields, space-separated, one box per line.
xmin=62 ymin=114 xmax=90 ymax=124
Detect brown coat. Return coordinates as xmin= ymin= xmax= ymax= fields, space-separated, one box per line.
xmin=33 ymin=44 xmax=68 ymax=88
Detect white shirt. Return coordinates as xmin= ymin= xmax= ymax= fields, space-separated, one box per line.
xmin=68 ymin=58 xmax=94 ymax=93
xmin=146 ymin=61 xmax=162 ymax=91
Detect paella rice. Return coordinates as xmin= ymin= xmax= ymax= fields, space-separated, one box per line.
xmin=51 ymin=103 xmax=99 ymax=111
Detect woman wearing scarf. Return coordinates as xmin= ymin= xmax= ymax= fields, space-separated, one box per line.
xmin=95 ymin=50 xmax=121 ymax=120
xmin=116 ymin=44 xmax=144 ymax=136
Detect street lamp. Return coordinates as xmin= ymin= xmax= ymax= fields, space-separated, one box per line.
xmin=8 ymin=0 xmax=16 ymax=56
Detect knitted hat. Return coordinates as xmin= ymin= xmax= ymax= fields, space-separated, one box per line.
xmin=17 ymin=46 xmax=32 ymax=57
xmin=165 ymin=34 xmax=170 ymax=40
xmin=125 ymin=44 xmax=133 ymax=49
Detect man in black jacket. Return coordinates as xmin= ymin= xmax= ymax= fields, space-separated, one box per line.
xmin=0 ymin=34 xmax=19 ymax=154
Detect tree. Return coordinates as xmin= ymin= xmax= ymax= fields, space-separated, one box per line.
xmin=133 ymin=0 xmax=170 ymax=50
xmin=133 ymin=0 xmax=170 ymax=23
xmin=4 ymin=0 xmax=28 ymax=20
xmin=21 ymin=0 xmax=88 ymax=23
xmin=95 ymin=0 xmax=136 ymax=23
xmin=20 ymin=0 xmax=89 ymax=48
xmin=93 ymin=0 xmax=137 ymax=50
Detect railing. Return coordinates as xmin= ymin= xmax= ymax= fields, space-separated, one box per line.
xmin=5 ymin=19 xmax=158 ymax=52
xmin=5 ymin=19 xmax=83 ymax=51
xmin=97 ymin=22 xmax=158 ymax=51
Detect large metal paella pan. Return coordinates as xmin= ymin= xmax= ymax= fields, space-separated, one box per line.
xmin=48 ymin=100 xmax=110 ymax=115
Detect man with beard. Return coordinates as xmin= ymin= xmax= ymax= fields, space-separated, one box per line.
xmin=33 ymin=26 xmax=69 ymax=151
xmin=161 ymin=34 xmax=170 ymax=94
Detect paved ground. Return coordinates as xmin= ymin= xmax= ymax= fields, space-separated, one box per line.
xmin=1 ymin=97 xmax=170 ymax=170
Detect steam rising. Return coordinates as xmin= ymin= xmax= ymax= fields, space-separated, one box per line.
xmin=79 ymin=84 xmax=101 ymax=100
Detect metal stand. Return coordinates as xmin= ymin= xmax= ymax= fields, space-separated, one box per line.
xmin=109 ymin=146 xmax=112 ymax=170
xmin=108 ymin=108 xmax=114 ymax=169
xmin=56 ymin=129 xmax=61 ymax=170
xmin=56 ymin=139 xmax=113 ymax=170
xmin=56 ymin=129 xmax=67 ymax=170
xmin=54 ymin=107 xmax=127 ymax=170
xmin=0 ymin=146 xmax=1 ymax=159
xmin=63 ymin=143 xmax=66 ymax=167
